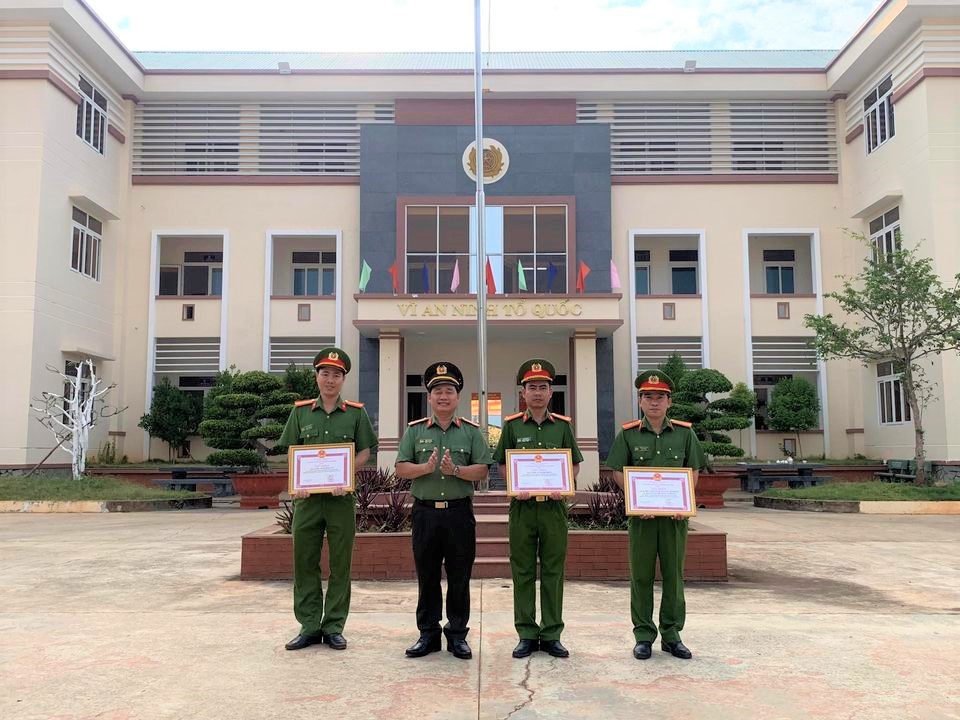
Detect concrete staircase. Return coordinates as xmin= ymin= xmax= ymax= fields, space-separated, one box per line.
xmin=473 ymin=492 xmax=511 ymax=578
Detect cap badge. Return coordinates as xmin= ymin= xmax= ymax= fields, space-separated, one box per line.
xmin=648 ymin=374 xmax=660 ymax=385
xmin=437 ymin=364 xmax=448 ymax=375
xmin=328 ymin=352 xmax=339 ymax=361
xmin=531 ymin=363 xmax=542 ymax=372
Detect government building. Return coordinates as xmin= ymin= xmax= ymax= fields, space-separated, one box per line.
xmin=2 ymin=0 xmax=959 ymax=480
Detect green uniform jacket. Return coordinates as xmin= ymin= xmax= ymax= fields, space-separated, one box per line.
xmin=492 ymin=409 xmax=584 ymax=463
xmin=277 ymin=396 xmax=378 ymax=455
xmin=396 ymin=416 xmax=491 ymax=501
xmin=605 ymin=417 xmax=708 ymax=472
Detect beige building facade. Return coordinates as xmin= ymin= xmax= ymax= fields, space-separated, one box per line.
xmin=1 ymin=0 xmax=958 ymax=478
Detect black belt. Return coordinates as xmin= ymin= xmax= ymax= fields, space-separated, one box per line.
xmin=414 ymin=497 xmax=472 ymax=510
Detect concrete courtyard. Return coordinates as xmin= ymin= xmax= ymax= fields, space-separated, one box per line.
xmin=1 ymin=505 xmax=958 ymax=720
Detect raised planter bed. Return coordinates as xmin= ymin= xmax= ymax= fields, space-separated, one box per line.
xmin=240 ymin=522 xmax=728 ymax=582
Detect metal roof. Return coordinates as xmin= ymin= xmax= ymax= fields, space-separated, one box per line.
xmin=133 ymin=50 xmax=838 ymax=72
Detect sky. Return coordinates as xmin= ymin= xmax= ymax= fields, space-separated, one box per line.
xmin=85 ymin=0 xmax=880 ymax=53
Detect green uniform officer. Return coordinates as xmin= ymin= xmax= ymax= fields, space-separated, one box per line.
xmin=605 ymin=370 xmax=707 ymax=661
xmin=493 ymin=359 xmax=582 ymax=659
xmin=396 ymin=362 xmax=491 ymax=661
xmin=280 ymin=348 xmax=377 ymax=652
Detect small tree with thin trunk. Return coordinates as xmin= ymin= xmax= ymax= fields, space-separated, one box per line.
xmin=767 ymin=378 xmax=820 ymax=459
xmin=138 ymin=377 xmax=201 ymax=461
xmin=804 ymin=235 xmax=960 ymax=484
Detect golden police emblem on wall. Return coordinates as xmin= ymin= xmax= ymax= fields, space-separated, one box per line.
xmin=463 ymin=138 xmax=509 ymax=184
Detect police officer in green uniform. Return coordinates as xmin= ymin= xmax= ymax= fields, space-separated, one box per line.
xmin=280 ymin=348 xmax=377 ymax=652
xmin=605 ymin=370 xmax=707 ymax=661
xmin=493 ymin=359 xmax=582 ymax=659
xmin=395 ymin=362 xmax=491 ymax=660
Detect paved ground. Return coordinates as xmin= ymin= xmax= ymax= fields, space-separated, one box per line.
xmin=1 ymin=506 xmax=958 ymax=720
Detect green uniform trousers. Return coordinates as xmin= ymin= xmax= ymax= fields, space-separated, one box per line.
xmin=292 ymin=493 xmax=356 ymax=636
xmin=628 ymin=516 xmax=687 ymax=643
xmin=509 ymin=498 xmax=568 ymax=641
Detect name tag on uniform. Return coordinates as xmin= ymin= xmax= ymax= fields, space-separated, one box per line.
xmin=418 ymin=438 xmax=434 ymax=445
xmin=301 ymin=424 xmax=314 ymax=433
xmin=517 ymin=436 xmax=533 ymax=443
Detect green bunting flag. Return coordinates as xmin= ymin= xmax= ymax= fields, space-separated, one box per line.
xmin=358 ymin=259 xmax=372 ymax=293
xmin=517 ymin=259 xmax=528 ymax=292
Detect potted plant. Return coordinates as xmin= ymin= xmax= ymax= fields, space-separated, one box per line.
xmin=199 ymin=366 xmax=313 ymax=508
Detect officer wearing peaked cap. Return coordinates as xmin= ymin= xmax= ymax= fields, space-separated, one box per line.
xmin=494 ymin=359 xmax=582 ymax=659
xmin=605 ymin=370 xmax=707 ymax=661
xmin=395 ymin=361 xmax=491 ymax=660
xmin=279 ymin=347 xmax=377 ymax=652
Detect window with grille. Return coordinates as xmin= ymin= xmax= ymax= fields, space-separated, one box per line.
xmin=634 ymin=250 xmax=651 ymax=296
xmin=864 ymin=75 xmax=895 ymax=154
xmin=763 ymin=249 xmax=796 ymax=294
xmin=869 ymin=206 xmax=900 ymax=261
xmin=876 ymin=361 xmax=911 ymax=425
xmin=76 ymin=76 xmax=107 ymax=154
xmin=70 ymin=207 xmax=102 ymax=281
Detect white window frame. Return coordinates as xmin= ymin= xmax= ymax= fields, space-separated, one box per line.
xmin=876 ymin=361 xmax=912 ymax=425
xmin=864 ymin=75 xmax=895 ymax=154
xmin=634 ymin=263 xmax=651 ymax=296
xmin=71 ymin=207 xmax=102 ymax=281
xmin=869 ymin=206 xmax=900 ymax=261
xmin=181 ymin=254 xmax=223 ymax=297
xmin=763 ymin=263 xmax=796 ymax=294
xmin=76 ymin=76 xmax=107 ymax=154
xmin=669 ymin=263 xmax=698 ymax=295
xmin=292 ymin=253 xmax=336 ymax=297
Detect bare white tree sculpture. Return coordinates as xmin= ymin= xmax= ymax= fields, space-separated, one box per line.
xmin=29 ymin=360 xmax=125 ymax=479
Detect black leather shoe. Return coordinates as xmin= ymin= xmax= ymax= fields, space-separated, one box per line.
xmin=512 ymin=639 xmax=538 ymax=658
xmin=633 ymin=641 xmax=652 ymax=660
xmin=321 ymin=633 xmax=347 ymax=650
xmin=540 ymin=639 xmax=569 ymax=658
xmin=447 ymin=638 xmax=472 ymax=659
xmin=285 ymin=633 xmax=323 ymax=651
xmin=405 ymin=635 xmax=441 ymax=658
xmin=661 ymin=640 xmax=693 ymax=659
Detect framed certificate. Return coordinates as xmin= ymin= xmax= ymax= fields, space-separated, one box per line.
xmin=288 ymin=443 xmax=355 ymax=494
xmin=505 ymin=449 xmax=575 ymax=497
xmin=623 ymin=466 xmax=697 ymax=517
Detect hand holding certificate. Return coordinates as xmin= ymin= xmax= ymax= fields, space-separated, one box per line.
xmin=289 ymin=443 xmax=355 ymax=495
xmin=623 ymin=466 xmax=697 ymax=518
xmin=505 ymin=449 xmax=575 ymax=497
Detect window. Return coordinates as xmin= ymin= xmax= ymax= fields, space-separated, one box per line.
xmin=405 ymin=204 xmax=568 ymax=294
xmin=876 ymin=361 xmax=911 ymax=425
xmin=406 ymin=374 xmax=427 ymax=424
xmin=184 ymin=142 xmax=239 ymax=173
xmin=178 ymin=376 xmax=214 ymax=422
xmin=869 ymin=206 xmax=900 ymax=261
xmin=292 ymin=251 xmax=336 ymax=296
xmin=634 ymin=250 xmax=650 ymax=295
xmin=663 ymin=302 xmax=676 ymax=320
xmin=182 ymin=304 xmax=195 ymax=321
xmin=76 ymin=76 xmax=106 ymax=153
xmin=177 ymin=252 xmax=223 ymax=296
xmin=864 ymin=75 xmax=895 ymax=154
xmin=763 ymin=249 xmax=796 ymax=294
xmin=668 ymin=249 xmax=698 ymax=295
xmin=63 ymin=360 xmax=95 ymax=423
xmin=777 ymin=302 xmax=791 ymax=320
xmin=297 ymin=303 xmax=311 ymax=321
xmin=70 ymin=207 xmax=102 ymax=281
xmin=159 ymin=266 xmax=179 ymax=295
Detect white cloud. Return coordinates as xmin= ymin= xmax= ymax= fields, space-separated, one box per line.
xmin=84 ymin=0 xmax=879 ymax=53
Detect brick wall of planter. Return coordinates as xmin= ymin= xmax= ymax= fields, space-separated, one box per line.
xmin=240 ymin=524 xmax=728 ymax=582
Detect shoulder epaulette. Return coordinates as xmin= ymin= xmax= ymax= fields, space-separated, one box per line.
xmin=670 ymin=419 xmax=693 ymax=428
xmin=408 ymin=417 xmax=429 ymax=426
xmin=294 ymin=399 xmax=314 ymax=407
xmin=460 ymin=417 xmax=480 ymax=427
xmin=552 ymin=413 xmax=572 ymax=422
xmin=344 ymin=400 xmax=364 ymax=408
xmin=504 ymin=412 xmax=524 ymax=422
xmin=621 ymin=419 xmax=643 ymax=430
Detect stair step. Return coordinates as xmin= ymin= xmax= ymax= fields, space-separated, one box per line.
xmin=473 ymin=491 xmax=510 ymax=504
xmin=472 ymin=556 xmax=512 ymax=579
xmin=475 ymin=514 xmax=509 ymax=538
xmin=476 ymin=538 xmax=509 ymax=557
xmin=474 ymin=502 xmax=511 ymax=515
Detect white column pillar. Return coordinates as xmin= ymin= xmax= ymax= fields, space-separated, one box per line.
xmin=572 ymin=330 xmax=600 ymax=489
xmin=376 ymin=331 xmax=403 ymax=469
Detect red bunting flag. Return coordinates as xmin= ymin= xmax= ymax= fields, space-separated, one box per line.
xmin=576 ymin=260 xmax=591 ymax=294
xmin=388 ymin=261 xmax=400 ymax=293
xmin=485 ymin=258 xmax=497 ymax=295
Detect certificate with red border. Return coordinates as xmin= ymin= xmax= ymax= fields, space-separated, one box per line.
xmin=505 ymin=449 xmax=575 ymax=497
xmin=623 ymin=466 xmax=697 ymax=517
xmin=288 ymin=443 xmax=355 ymax=494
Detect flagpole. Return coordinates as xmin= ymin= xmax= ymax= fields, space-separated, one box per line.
xmin=473 ymin=0 xmax=489 ymax=491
